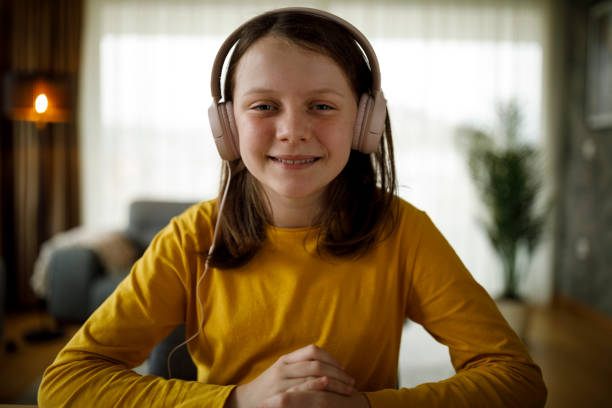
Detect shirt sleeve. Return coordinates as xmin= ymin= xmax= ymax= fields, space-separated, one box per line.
xmin=38 ymin=213 xmax=236 ymax=407
xmin=364 ymin=212 xmax=547 ymax=407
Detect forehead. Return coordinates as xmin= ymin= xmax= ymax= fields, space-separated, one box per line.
xmin=233 ymin=35 xmax=353 ymax=95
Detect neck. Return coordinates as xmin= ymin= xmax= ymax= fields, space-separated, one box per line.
xmin=264 ymin=190 xmax=323 ymax=228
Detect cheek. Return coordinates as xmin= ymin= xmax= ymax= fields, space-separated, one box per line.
xmin=328 ymin=121 xmax=355 ymax=157
xmin=337 ymin=142 xmax=352 ymax=170
xmin=237 ymin=119 xmax=267 ymax=152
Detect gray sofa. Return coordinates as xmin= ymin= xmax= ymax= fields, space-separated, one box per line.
xmin=46 ymin=200 xmax=197 ymax=380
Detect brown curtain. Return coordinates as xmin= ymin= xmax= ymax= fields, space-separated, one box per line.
xmin=1 ymin=0 xmax=82 ymax=308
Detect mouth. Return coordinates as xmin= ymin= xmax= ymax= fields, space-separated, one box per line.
xmin=268 ymin=155 xmax=321 ymax=167
xmin=270 ymin=157 xmax=319 ymax=164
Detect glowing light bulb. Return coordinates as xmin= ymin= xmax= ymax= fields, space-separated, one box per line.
xmin=35 ymin=93 xmax=48 ymax=114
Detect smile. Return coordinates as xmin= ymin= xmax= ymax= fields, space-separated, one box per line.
xmin=270 ymin=157 xmax=320 ymax=164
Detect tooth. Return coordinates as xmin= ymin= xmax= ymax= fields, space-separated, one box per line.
xmin=277 ymin=158 xmax=315 ymax=164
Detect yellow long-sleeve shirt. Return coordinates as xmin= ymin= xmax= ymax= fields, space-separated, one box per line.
xmin=39 ymin=198 xmax=546 ymax=407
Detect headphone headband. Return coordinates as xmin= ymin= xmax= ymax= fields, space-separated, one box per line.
xmin=210 ymin=7 xmax=382 ymax=103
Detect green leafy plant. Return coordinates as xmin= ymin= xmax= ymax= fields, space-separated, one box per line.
xmin=459 ymin=101 xmax=545 ymax=300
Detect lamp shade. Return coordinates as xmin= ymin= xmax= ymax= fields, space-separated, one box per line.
xmin=2 ymin=72 xmax=75 ymax=124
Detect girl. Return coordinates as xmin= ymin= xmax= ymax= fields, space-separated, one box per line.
xmin=39 ymin=7 xmax=546 ymax=408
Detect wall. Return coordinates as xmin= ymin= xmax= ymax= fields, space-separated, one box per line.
xmin=556 ymin=0 xmax=612 ymax=317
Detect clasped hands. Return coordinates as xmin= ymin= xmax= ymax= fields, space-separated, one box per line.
xmin=225 ymin=344 xmax=370 ymax=408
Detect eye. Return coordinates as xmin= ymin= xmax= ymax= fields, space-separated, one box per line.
xmin=313 ymin=104 xmax=333 ymax=111
xmin=253 ymin=104 xmax=275 ymax=111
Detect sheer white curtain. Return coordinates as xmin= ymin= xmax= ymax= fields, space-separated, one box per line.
xmin=80 ymin=0 xmax=550 ymax=300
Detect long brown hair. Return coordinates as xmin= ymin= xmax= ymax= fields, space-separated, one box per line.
xmin=208 ymin=10 xmax=398 ymax=269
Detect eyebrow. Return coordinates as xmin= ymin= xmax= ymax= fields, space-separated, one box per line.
xmin=241 ymin=87 xmax=347 ymax=98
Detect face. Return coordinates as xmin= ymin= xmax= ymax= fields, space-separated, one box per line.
xmin=232 ymin=35 xmax=358 ymax=212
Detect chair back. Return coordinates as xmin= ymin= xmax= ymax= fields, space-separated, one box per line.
xmin=148 ymin=323 xmax=197 ymax=380
xmin=127 ymin=201 xmax=195 ymax=252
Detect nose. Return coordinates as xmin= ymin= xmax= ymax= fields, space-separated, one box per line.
xmin=276 ymin=107 xmax=310 ymax=143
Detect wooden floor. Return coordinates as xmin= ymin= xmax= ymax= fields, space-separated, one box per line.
xmin=1 ymin=301 xmax=611 ymax=406
xmin=0 ymin=313 xmax=78 ymax=404
xmin=527 ymin=299 xmax=612 ymax=407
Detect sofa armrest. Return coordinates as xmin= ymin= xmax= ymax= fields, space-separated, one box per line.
xmin=47 ymin=246 xmax=104 ymax=323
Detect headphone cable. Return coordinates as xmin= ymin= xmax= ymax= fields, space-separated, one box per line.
xmin=167 ymin=161 xmax=232 ymax=378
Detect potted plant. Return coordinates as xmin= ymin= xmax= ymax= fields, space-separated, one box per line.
xmin=458 ymin=101 xmax=546 ymax=338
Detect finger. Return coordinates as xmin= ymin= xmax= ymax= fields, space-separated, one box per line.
xmin=285 ymin=376 xmax=329 ymax=393
xmin=286 ymin=376 xmax=354 ymax=396
xmin=280 ymin=344 xmax=344 ymax=369
xmin=280 ymin=375 xmax=318 ymax=392
xmin=260 ymin=391 xmax=311 ymax=408
xmin=284 ymin=360 xmax=355 ymax=386
xmin=319 ymin=376 xmax=355 ymax=396
xmin=261 ymin=390 xmax=341 ymax=408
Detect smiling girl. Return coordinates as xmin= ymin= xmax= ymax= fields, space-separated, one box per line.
xmin=39 ymin=8 xmax=546 ymax=408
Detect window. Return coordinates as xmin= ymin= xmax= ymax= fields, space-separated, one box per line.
xmin=81 ymin=0 xmax=547 ymax=298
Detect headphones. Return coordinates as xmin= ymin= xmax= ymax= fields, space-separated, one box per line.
xmin=207 ymin=7 xmax=387 ymax=161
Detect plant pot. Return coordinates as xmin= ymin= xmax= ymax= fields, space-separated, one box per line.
xmin=496 ymin=298 xmax=531 ymax=341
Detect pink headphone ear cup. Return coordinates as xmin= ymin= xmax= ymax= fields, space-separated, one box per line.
xmin=208 ymin=101 xmax=240 ymax=161
xmin=223 ymin=101 xmax=240 ymax=158
xmin=353 ymin=91 xmax=386 ymax=153
xmin=362 ymin=90 xmax=387 ymax=153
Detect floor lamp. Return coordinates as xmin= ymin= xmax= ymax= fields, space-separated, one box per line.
xmin=1 ymin=72 xmax=75 ymax=342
